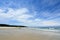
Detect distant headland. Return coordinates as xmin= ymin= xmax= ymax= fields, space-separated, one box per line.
xmin=0 ymin=24 xmax=27 ymax=27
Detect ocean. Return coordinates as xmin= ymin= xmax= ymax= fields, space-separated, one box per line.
xmin=28 ymin=26 xmax=60 ymax=33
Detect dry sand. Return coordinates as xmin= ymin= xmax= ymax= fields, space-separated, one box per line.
xmin=0 ymin=27 xmax=60 ymax=40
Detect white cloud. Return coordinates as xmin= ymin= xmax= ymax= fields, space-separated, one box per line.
xmin=0 ymin=9 xmax=4 ymax=13
xmin=0 ymin=8 xmax=60 ymax=26
xmin=39 ymin=11 xmax=60 ymax=20
xmin=42 ymin=20 xmax=60 ymax=26
xmin=48 ymin=13 xmax=60 ymax=19
xmin=40 ymin=11 xmax=51 ymax=17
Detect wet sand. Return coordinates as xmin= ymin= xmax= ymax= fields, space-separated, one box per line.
xmin=0 ymin=27 xmax=60 ymax=40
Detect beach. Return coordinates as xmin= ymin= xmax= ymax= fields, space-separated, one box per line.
xmin=0 ymin=27 xmax=60 ymax=40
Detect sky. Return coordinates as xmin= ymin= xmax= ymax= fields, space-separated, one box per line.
xmin=0 ymin=0 xmax=60 ymax=26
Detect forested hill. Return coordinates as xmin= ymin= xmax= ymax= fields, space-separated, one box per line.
xmin=0 ymin=24 xmax=27 ymax=27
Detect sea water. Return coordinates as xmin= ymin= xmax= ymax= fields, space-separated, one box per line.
xmin=28 ymin=26 xmax=60 ymax=33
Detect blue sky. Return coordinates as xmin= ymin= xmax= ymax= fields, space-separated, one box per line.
xmin=0 ymin=0 xmax=60 ymax=26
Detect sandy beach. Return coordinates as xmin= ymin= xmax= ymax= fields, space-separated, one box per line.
xmin=0 ymin=27 xmax=60 ymax=40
